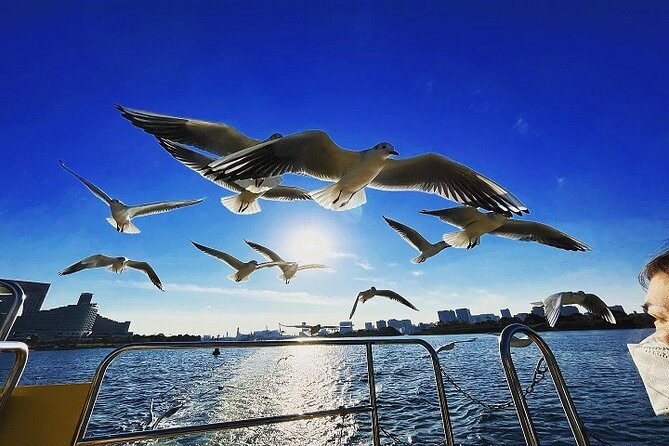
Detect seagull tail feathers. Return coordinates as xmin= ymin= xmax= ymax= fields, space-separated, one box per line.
xmin=106 ymin=218 xmax=140 ymax=234
xmin=411 ymin=254 xmax=426 ymax=264
xmin=220 ymin=195 xmax=261 ymax=215
xmin=227 ymin=272 xmax=249 ymax=282
xmin=311 ymin=184 xmax=366 ymax=211
xmin=442 ymin=230 xmax=471 ymax=249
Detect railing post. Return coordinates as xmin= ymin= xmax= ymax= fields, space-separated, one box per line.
xmin=365 ymin=343 xmax=381 ymax=446
xmin=0 ymin=280 xmax=26 ymax=341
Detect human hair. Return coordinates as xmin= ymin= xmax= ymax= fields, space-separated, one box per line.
xmin=639 ymin=248 xmax=669 ymax=289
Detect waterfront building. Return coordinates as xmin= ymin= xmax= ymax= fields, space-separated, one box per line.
xmin=339 ymin=321 xmax=353 ymax=334
xmin=437 ymin=309 xmax=457 ymax=323
xmin=376 ymin=320 xmax=387 ymax=329
xmin=455 ymin=308 xmax=471 ymax=323
xmin=531 ymin=306 xmax=545 ymax=317
xmin=560 ymin=306 xmax=580 ymax=315
xmin=91 ymin=315 xmax=132 ymax=338
xmin=11 ymin=293 xmax=98 ymax=340
xmin=364 ymin=322 xmax=374 ymax=331
xmin=500 ymin=308 xmax=512 ymax=318
xmin=400 ymin=319 xmax=414 ymax=334
xmin=0 ymin=279 xmax=50 ymax=320
xmin=514 ymin=312 xmax=529 ymax=321
xmin=608 ymin=305 xmax=626 ymax=315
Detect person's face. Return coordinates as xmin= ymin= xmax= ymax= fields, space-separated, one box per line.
xmin=644 ymin=271 xmax=669 ymax=346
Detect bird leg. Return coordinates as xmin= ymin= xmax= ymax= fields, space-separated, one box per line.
xmin=242 ymin=203 xmax=250 ymax=213
xmin=339 ymin=191 xmax=358 ymax=208
xmin=255 ymin=178 xmax=264 ymax=188
xmin=331 ymin=190 xmax=343 ymax=204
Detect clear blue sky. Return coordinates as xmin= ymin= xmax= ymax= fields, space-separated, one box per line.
xmin=1 ymin=1 xmax=667 ymax=335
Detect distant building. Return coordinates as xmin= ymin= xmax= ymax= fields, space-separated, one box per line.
xmin=531 ymin=306 xmax=545 ymax=317
xmin=455 ymin=308 xmax=471 ymax=323
xmin=252 ymin=329 xmax=282 ymax=340
xmin=471 ymin=313 xmax=499 ymax=323
xmin=609 ymin=305 xmax=626 ymax=315
xmin=339 ymin=321 xmax=353 ymax=334
xmin=364 ymin=322 xmax=374 ymax=331
xmin=437 ymin=310 xmax=457 ymax=323
xmin=0 ymin=279 xmax=50 ymax=321
xmin=514 ymin=312 xmax=529 ymax=321
xmin=560 ymin=306 xmax=580 ymax=315
xmin=500 ymin=308 xmax=512 ymax=318
xmin=376 ymin=320 xmax=387 ymax=329
xmin=387 ymin=319 xmax=404 ymax=332
xmin=400 ymin=319 xmax=414 ymax=334
xmin=11 ymin=293 xmax=98 ymax=340
xmin=92 ymin=315 xmax=131 ymax=338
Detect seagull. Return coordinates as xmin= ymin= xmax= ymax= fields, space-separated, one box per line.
xmin=349 ymin=287 xmax=418 ymax=319
xmin=60 ymin=161 xmax=203 ymax=233
xmin=531 ymin=291 xmax=616 ymax=327
xmin=116 ymin=105 xmax=283 ymax=157
xmin=277 ymin=354 xmax=294 ymax=364
xmin=488 ymin=333 xmax=533 ymax=348
xmin=435 ymin=338 xmax=477 ymax=353
xmin=421 ymin=206 xmax=590 ymax=251
xmin=190 ymin=241 xmax=287 ymax=282
xmin=157 ymin=138 xmax=310 ymax=215
xmin=206 ymin=130 xmax=528 ymax=215
xmin=58 ymin=254 xmax=164 ymax=290
xmin=244 ymin=240 xmax=330 ymax=283
xmin=382 ymin=216 xmax=449 ymax=263
xmin=280 ymin=323 xmax=338 ymax=336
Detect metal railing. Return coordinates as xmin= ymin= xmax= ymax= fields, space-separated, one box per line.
xmin=0 ymin=280 xmax=29 ymax=416
xmin=499 ymin=323 xmax=590 ymax=446
xmin=72 ymin=338 xmax=454 ymax=446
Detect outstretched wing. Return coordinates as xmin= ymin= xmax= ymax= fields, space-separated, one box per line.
xmin=256 ymin=261 xmax=288 ymax=270
xmin=349 ymin=294 xmax=361 ymax=319
xmin=209 ymin=130 xmax=360 ymax=181
xmin=420 ymin=206 xmax=485 ymax=229
xmin=374 ymin=289 xmax=418 ymax=311
xmin=191 ymin=241 xmax=245 ymax=269
xmin=436 ymin=343 xmax=455 ymax=352
xmin=156 ymin=138 xmax=244 ymax=192
xmin=60 ymin=161 xmax=113 ymax=205
xmin=297 ymin=264 xmax=330 ymax=271
xmin=281 ymin=324 xmax=313 ymax=329
xmin=490 ymin=220 xmax=590 ymax=251
xmin=129 ymin=198 xmax=204 ymax=218
xmin=116 ymin=105 xmax=262 ymax=156
xmin=244 ymin=240 xmax=284 ymax=262
xmin=370 ymin=154 xmax=528 ymax=216
xmin=383 ymin=216 xmax=431 ymax=251
xmin=582 ymin=293 xmax=617 ymax=324
xmin=543 ymin=292 xmax=564 ymax=327
xmin=261 ymin=186 xmax=312 ymax=202
xmin=58 ymin=254 xmax=116 ymax=275
xmin=126 ymin=260 xmax=164 ymax=291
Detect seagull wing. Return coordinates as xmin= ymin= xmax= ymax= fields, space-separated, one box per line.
xmin=58 ymin=254 xmax=116 ymax=275
xmin=419 ymin=206 xmax=485 ymax=229
xmin=256 ymin=261 xmax=289 ymax=269
xmin=60 ymin=161 xmax=113 ymax=205
xmin=156 ymin=138 xmax=244 ymax=192
xmin=126 ymin=260 xmax=164 ymax=291
xmin=370 ymin=154 xmax=528 ymax=216
xmin=282 ymin=324 xmax=313 ymax=329
xmin=244 ymin=240 xmax=284 ymax=262
xmin=297 ymin=264 xmax=330 ymax=271
xmin=582 ymin=293 xmax=617 ymax=324
xmin=191 ymin=241 xmax=245 ymax=269
xmin=208 ymin=130 xmax=360 ymax=181
xmin=543 ymin=292 xmax=564 ymax=327
xmin=510 ymin=336 xmax=533 ymax=348
xmin=383 ymin=216 xmax=431 ymax=251
xmin=128 ymin=198 xmax=204 ymax=218
xmin=349 ymin=294 xmax=362 ymax=319
xmin=436 ymin=343 xmax=455 ymax=352
xmin=320 ymin=325 xmax=339 ymax=329
xmin=374 ymin=289 xmax=418 ymax=311
xmin=261 ymin=186 xmax=312 ymax=202
xmin=490 ymin=220 xmax=591 ymax=251
xmin=116 ymin=105 xmax=261 ymax=156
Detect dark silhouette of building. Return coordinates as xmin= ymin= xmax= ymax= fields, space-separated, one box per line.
xmin=92 ymin=315 xmax=132 ymax=337
xmin=455 ymin=308 xmax=471 ymax=323
xmin=500 ymin=308 xmax=512 ymax=318
xmin=438 ymin=309 xmax=457 ymax=323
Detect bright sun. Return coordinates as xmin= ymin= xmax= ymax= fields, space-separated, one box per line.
xmin=282 ymin=225 xmax=334 ymax=263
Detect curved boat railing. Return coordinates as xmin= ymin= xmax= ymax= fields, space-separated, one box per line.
xmin=0 ymin=279 xmax=29 ymax=416
xmin=499 ymin=323 xmax=590 ymax=446
xmin=72 ymin=338 xmax=454 ymax=446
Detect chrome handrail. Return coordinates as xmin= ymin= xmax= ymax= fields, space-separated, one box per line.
xmin=72 ymin=338 xmax=454 ymax=446
xmin=499 ymin=323 xmax=590 ymax=446
xmin=0 ymin=279 xmax=26 ymax=341
xmin=0 ymin=341 xmax=29 ymax=416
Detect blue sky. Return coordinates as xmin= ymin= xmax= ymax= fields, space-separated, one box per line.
xmin=1 ymin=2 xmax=667 ymax=335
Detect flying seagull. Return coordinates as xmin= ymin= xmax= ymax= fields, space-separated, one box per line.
xmin=244 ymin=240 xmax=329 ymax=283
xmin=382 ymin=216 xmax=449 ymax=263
xmin=59 ymin=254 xmax=164 ymax=290
xmin=436 ymin=338 xmax=477 ymax=353
xmin=280 ymin=323 xmax=338 ymax=336
xmin=156 ymin=138 xmax=310 ymax=214
xmin=60 ymin=161 xmax=203 ymax=233
xmin=190 ymin=241 xmax=286 ymax=282
xmin=116 ymin=105 xmax=282 ymax=157
xmin=349 ymin=287 xmax=418 ymax=319
xmin=277 ymin=354 xmax=294 ymax=364
xmin=206 ymin=130 xmax=528 ymax=215
xmin=531 ymin=291 xmax=616 ymax=327
xmin=421 ymin=206 xmax=590 ymax=251
xmin=488 ymin=333 xmax=533 ymax=348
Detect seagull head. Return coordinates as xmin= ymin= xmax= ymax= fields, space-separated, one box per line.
xmin=250 ymin=260 xmax=259 ymax=266
xmin=111 ymin=198 xmax=122 ymax=204
xmin=265 ymin=132 xmax=283 ymax=141
xmin=372 ymin=142 xmax=399 ymax=157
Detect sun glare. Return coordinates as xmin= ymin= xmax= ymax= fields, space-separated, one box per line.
xmin=282 ymin=225 xmax=335 ymax=263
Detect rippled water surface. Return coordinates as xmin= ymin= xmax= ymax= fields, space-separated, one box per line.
xmin=1 ymin=329 xmax=667 ymax=445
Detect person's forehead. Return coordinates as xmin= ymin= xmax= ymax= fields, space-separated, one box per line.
xmin=646 ymin=272 xmax=669 ymax=307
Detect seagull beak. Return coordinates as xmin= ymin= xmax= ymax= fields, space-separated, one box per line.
xmin=390 ymin=150 xmax=399 ymax=156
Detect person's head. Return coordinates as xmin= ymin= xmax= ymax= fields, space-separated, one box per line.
xmin=640 ymin=249 xmax=669 ymax=346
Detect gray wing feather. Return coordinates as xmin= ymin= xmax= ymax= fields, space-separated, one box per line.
xmin=543 ymin=293 xmax=563 ymax=327
xmin=582 ymin=293 xmax=617 ymax=324
xmin=244 ymin=240 xmax=284 ymax=262
xmin=349 ymin=295 xmax=361 ymax=319
xmin=191 ymin=241 xmax=245 ymax=269
xmin=383 ymin=216 xmax=431 ymax=251
xmin=126 ymin=260 xmax=164 ymax=291
xmin=261 ymin=186 xmax=312 ymax=202
xmin=420 ymin=206 xmax=485 ymax=229
xmin=491 ymin=220 xmax=590 ymax=251
xmin=129 ymin=198 xmax=204 ymax=218
xmin=60 ymin=161 xmax=113 ymax=204
xmin=58 ymin=254 xmax=115 ymax=275
xmin=374 ymin=290 xmax=418 ymax=311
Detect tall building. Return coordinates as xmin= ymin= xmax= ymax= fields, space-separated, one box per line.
xmin=531 ymin=306 xmax=545 ymax=317
xmin=364 ymin=322 xmax=374 ymax=331
xmin=437 ymin=309 xmax=457 ymax=323
xmin=11 ymin=293 xmax=98 ymax=340
xmin=608 ymin=305 xmax=626 ymax=315
xmin=500 ymin=308 xmax=512 ymax=318
xmin=339 ymin=321 xmax=353 ymax=334
xmin=376 ymin=320 xmax=387 ymax=329
xmin=92 ymin=315 xmax=132 ymax=337
xmin=0 ymin=279 xmax=50 ymax=319
xmin=560 ymin=306 xmax=580 ymax=315
xmin=455 ymin=308 xmax=471 ymax=323
xmin=400 ymin=319 xmax=414 ymax=334
xmin=514 ymin=312 xmax=529 ymax=321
